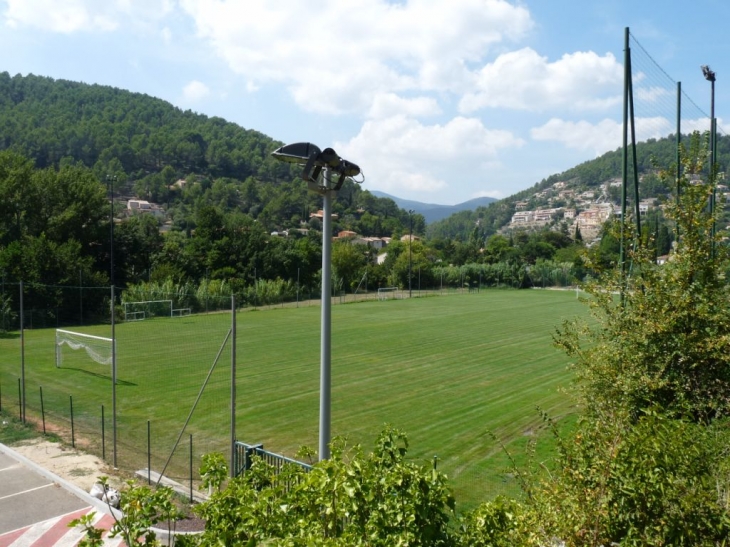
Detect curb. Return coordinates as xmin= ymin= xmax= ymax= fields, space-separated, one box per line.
xmin=0 ymin=442 xmax=122 ymax=520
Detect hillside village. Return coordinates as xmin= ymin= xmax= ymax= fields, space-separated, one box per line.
xmin=505 ymin=176 xmax=730 ymax=242
xmin=507 ymin=178 xmax=651 ymax=241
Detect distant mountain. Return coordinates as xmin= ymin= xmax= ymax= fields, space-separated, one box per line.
xmin=370 ymin=191 xmax=497 ymax=224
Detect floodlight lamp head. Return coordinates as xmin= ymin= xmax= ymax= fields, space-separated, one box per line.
xmin=272 ymin=141 xmax=361 ymax=193
xmin=270 ymin=142 xmax=322 ymax=165
xmin=702 ymin=65 xmax=716 ymax=82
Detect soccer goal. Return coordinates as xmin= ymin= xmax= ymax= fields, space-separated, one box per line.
xmin=377 ymin=287 xmax=399 ymax=301
xmin=56 ymin=329 xmax=114 ymax=368
xmin=123 ymin=300 xmax=173 ymax=321
xmin=172 ymin=307 xmax=191 ymax=317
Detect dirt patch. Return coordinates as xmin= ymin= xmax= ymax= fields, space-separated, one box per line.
xmin=10 ymin=438 xmax=120 ymax=492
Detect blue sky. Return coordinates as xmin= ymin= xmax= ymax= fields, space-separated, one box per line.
xmin=0 ymin=0 xmax=728 ymax=205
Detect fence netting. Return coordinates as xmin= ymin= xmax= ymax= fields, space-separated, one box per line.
xmin=0 ymin=281 xmax=234 ymax=494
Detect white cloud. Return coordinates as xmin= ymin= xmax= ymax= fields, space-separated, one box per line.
xmin=337 ymin=115 xmax=524 ymax=196
xmin=531 ymin=116 xmax=678 ymax=156
xmin=161 ymin=26 xmax=172 ymax=44
xmin=460 ymin=48 xmax=623 ymax=113
xmin=178 ymin=0 xmax=533 ymax=114
xmin=367 ymin=93 xmax=442 ymax=119
xmin=531 ymin=118 xmax=622 ymax=155
xmin=3 ymin=0 xmax=173 ymax=33
xmin=636 ymin=86 xmax=670 ymax=103
xmin=4 ymin=0 xmax=116 ymax=32
xmin=182 ymin=80 xmax=210 ymax=101
xmin=682 ymin=117 xmax=715 ymax=135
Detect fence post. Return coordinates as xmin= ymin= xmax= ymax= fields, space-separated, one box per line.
xmin=40 ymin=387 xmax=46 ymax=435
xmin=70 ymin=395 xmax=75 ymax=448
xmin=17 ymin=379 xmax=21 ymax=420
xmin=147 ymin=420 xmax=151 ymax=485
xmin=433 ymin=455 xmax=438 ymax=471
xmin=189 ymin=433 xmax=193 ymax=503
xmin=101 ymin=405 xmax=105 ymax=461
xmin=0 ymin=381 xmax=2 ymax=412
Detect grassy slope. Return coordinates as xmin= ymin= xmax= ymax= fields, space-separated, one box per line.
xmin=0 ymin=289 xmax=585 ymax=509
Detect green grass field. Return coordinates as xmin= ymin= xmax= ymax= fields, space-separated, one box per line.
xmin=0 ymin=289 xmax=586 ymax=511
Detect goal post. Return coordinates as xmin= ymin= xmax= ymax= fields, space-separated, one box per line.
xmin=56 ymin=329 xmax=114 ymax=368
xmin=377 ymin=287 xmax=400 ymax=301
xmin=123 ymin=300 xmax=173 ymax=321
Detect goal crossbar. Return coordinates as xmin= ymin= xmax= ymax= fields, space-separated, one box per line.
xmin=377 ymin=287 xmax=399 ymax=300
xmin=56 ymin=329 xmax=114 ymax=368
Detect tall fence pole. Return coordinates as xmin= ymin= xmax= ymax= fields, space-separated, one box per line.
xmin=111 ymin=285 xmax=117 ymax=468
xmin=620 ymin=27 xmax=629 ymax=278
xmin=676 ymin=81 xmax=682 ymax=242
xmin=20 ymin=281 xmax=25 ymax=423
xmin=230 ymin=295 xmax=237 ymax=478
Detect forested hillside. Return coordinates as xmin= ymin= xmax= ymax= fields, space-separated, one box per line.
xmin=0 ymin=72 xmax=719 ymax=320
xmin=428 ymin=131 xmax=730 ymax=241
xmin=0 ymin=72 xmax=421 ymax=236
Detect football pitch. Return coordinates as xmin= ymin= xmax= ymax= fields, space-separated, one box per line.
xmin=0 ymin=289 xmax=586 ymax=509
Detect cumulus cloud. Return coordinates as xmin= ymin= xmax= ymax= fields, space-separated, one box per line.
xmin=337 ymin=115 xmax=524 ymax=196
xmin=367 ymin=93 xmax=442 ymax=119
xmin=460 ymin=48 xmax=623 ymax=113
xmin=531 ymin=118 xmax=622 ymax=155
xmin=178 ymin=0 xmax=533 ymax=114
xmin=3 ymin=0 xmax=173 ymax=33
xmin=182 ymin=80 xmax=210 ymax=101
xmin=531 ymin=116 xmax=678 ymax=156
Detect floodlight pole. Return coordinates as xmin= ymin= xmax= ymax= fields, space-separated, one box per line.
xmin=319 ymin=167 xmax=333 ymax=461
xmin=270 ymin=142 xmax=360 ymax=462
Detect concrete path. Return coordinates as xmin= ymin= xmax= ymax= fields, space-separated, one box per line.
xmin=0 ymin=446 xmax=122 ymax=546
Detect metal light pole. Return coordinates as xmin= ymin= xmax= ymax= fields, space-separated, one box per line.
xmin=702 ymin=65 xmax=717 ymax=247
xmin=271 ymin=143 xmax=361 ymax=461
xmin=408 ymin=210 xmax=414 ymax=299
xmin=319 ymin=166 xmax=333 ymax=460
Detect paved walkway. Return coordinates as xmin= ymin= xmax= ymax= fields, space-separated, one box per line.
xmin=0 ymin=446 xmax=122 ymax=546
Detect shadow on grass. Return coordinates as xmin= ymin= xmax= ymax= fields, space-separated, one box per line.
xmin=64 ymin=367 xmax=137 ymax=386
xmin=0 ymin=331 xmax=20 ymax=340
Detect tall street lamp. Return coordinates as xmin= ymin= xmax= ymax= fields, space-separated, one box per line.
xmin=272 ymin=142 xmax=361 ymax=461
xmin=408 ymin=210 xmax=414 ymax=299
xmin=702 ymin=65 xmax=717 ymax=243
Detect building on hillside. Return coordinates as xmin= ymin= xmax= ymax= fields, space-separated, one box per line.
xmin=352 ymin=237 xmax=387 ymax=250
xmin=576 ymin=204 xmax=613 ymax=240
xmin=533 ymin=208 xmax=559 ymax=223
xmin=563 ymin=209 xmax=576 ymax=219
xmin=310 ymin=210 xmax=339 ymax=220
xmin=126 ymin=199 xmax=165 ymax=219
xmin=511 ymin=211 xmax=534 ymax=224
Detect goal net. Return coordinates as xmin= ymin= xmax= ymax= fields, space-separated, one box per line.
xmin=56 ymin=329 xmax=114 ymax=368
xmin=377 ymin=287 xmax=400 ymax=301
xmin=123 ymin=300 xmax=173 ymax=321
